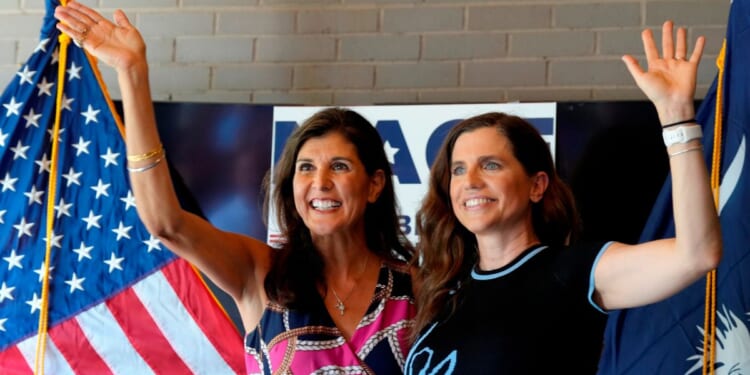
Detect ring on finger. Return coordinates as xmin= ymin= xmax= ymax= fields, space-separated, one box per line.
xmin=73 ymin=30 xmax=89 ymax=47
xmin=79 ymin=27 xmax=89 ymax=44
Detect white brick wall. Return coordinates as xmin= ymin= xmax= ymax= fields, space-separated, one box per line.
xmin=0 ymin=0 xmax=731 ymax=105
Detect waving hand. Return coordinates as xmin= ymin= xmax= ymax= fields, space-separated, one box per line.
xmin=55 ymin=1 xmax=147 ymax=72
xmin=622 ymin=20 xmax=706 ymax=124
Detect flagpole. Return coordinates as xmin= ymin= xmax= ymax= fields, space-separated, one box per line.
xmin=33 ymin=1 xmax=70 ymax=373
xmin=701 ymin=39 xmax=726 ymax=375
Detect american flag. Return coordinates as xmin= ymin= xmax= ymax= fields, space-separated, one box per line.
xmin=0 ymin=1 xmax=244 ymax=373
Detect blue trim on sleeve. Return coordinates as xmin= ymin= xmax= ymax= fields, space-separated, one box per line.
xmin=588 ymin=241 xmax=615 ymax=314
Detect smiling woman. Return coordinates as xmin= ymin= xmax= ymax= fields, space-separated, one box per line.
xmin=406 ymin=20 xmax=722 ymax=374
xmin=448 ymin=125 xmax=550 ymax=249
xmin=53 ymin=2 xmax=417 ymax=373
xmin=292 ymin=131 xmax=384 ymax=240
xmin=258 ymin=108 xmax=416 ymax=373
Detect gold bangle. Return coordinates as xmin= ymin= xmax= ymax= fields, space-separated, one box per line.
xmin=668 ymin=145 xmax=703 ymax=158
xmin=127 ymin=144 xmax=164 ymax=162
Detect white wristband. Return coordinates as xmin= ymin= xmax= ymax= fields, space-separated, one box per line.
xmin=663 ymin=125 xmax=702 ymax=147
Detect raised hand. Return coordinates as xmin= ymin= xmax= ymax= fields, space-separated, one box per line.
xmin=54 ymin=1 xmax=146 ymax=72
xmin=622 ymin=20 xmax=706 ymax=124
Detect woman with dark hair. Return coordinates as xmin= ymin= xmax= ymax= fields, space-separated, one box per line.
xmin=406 ymin=21 xmax=722 ymax=374
xmin=55 ymin=3 xmax=415 ymax=374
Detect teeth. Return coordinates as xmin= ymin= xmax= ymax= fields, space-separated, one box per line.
xmin=311 ymin=199 xmax=341 ymax=210
xmin=465 ymin=198 xmax=492 ymax=208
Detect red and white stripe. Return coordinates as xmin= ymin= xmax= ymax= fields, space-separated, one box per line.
xmin=0 ymin=259 xmax=245 ymax=374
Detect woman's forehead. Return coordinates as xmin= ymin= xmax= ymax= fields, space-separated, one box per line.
xmin=453 ymin=128 xmax=510 ymax=155
xmin=297 ymin=132 xmax=359 ymax=160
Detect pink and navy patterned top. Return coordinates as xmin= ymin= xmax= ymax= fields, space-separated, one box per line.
xmin=244 ymin=262 xmax=416 ymax=374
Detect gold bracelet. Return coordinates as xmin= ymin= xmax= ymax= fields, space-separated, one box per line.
xmin=127 ymin=144 xmax=164 ymax=162
xmin=668 ymin=145 xmax=703 ymax=158
xmin=127 ymin=156 xmax=164 ymax=173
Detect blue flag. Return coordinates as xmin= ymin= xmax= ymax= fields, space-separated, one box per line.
xmin=598 ymin=1 xmax=750 ymax=374
xmin=0 ymin=1 xmax=243 ymax=373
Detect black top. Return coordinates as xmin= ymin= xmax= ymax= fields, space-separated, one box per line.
xmin=406 ymin=242 xmax=610 ymax=375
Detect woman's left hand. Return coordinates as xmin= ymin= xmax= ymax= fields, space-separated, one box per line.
xmin=622 ymin=20 xmax=705 ymax=124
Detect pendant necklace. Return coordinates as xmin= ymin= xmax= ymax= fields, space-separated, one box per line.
xmin=330 ymin=254 xmax=370 ymax=316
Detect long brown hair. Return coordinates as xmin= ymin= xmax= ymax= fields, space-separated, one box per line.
xmin=412 ymin=112 xmax=580 ymax=336
xmin=262 ymin=107 xmax=414 ymax=309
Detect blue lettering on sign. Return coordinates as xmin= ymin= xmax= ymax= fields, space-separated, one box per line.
xmin=425 ymin=119 xmax=461 ymax=168
xmin=399 ymin=215 xmax=412 ymax=235
xmin=375 ymin=120 xmax=420 ymax=184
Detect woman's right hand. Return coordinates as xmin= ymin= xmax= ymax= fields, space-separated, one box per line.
xmin=54 ymin=1 xmax=146 ymax=72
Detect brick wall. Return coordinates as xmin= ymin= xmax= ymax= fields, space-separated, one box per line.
xmin=0 ymin=0 xmax=731 ymax=105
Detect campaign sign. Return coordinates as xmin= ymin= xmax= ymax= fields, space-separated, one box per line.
xmin=268 ymin=103 xmax=556 ymax=245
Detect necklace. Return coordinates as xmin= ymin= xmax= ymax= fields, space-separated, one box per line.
xmin=330 ymin=254 xmax=370 ymax=316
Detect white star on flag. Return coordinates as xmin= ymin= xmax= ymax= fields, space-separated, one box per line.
xmin=67 ymin=61 xmax=82 ymax=81
xmin=144 ymin=235 xmax=162 ymax=252
xmin=35 ymin=153 xmax=51 ymax=173
xmin=3 ymin=249 xmax=24 ymax=270
xmin=81 ymin=104 xmax=100 ymax=124
xmin=33 ymin=264 xmax=54 ymax=282
xmin=24 ymin=108 xmax=43 ymax=127
xmin=1 ymin=173 xmax=18 ymax=192
xmin=61 ymin=93 xmax=74 ymax=110
xmin=0 ymin=282 xmax=15 ymax=302
xmin=103 ymin=253 xmax=125 ymax=273
xmin=64 ymin=273 xmax=86 ymax=293
xmin=24 ymin=185 xmax=45 ymax=206
xmin=72 ymin=242 xmax=94 ymax=261
xmin=3 ymin=97 xmax=23 ymax=117
xmin=62 ymin=166 xmax=83 ymax=186
xmin=55 ymin=197 xmax=74 ymax=218
xmin=34 ymin=38 xmax=50 ymax=53
xmin=13 ymin=217 xmax=34 ymax=238
xmin=15 ymin=65 xmax=36 ymax=85
xmin=100 ymin=147 xmax=120 ymax=167
xmin=10 ymin=140 xmax=30 ymax=160
xmin=112 ymin=221 xmax=133 ymax=241
xmin=43 ymin=231 xmax=64 ymax=249
xmin=72 ymin=136 xmax=91 ymax=155
xmin=121 ymin=190 xmax=136 ymax=210
xmin=36 ymin=76 xmax=54 ymax=97
xmin=81 ymin=210 xmax=102 ymax=230
xmin=90 ymin=178 xmax=110 ymax=198
xmin=0 ymin=129 xmax=8 ymax=146
xmin=25 ymin=293 xmax=42 ymax=314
